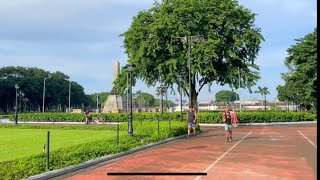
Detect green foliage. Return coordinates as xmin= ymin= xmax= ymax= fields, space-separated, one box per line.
xmin=215 ymin=90 xmax=239 ymax=102
xmin=88 ymin=92 xmax=111 ymax=108
xmin=114 ymin=0 xmax=264 ymax=107
xmin=277 ymin=28 xmax=317 ymax=109
xmin=10 ymin=113 xmax=86 ymax=122
xmin=12 ymin=111 xmax=316 ymax=124
xmin=0 ymin=66 xmax=91 ymax=113
xmin=133 ymin=91 xmax=156 ymax=108
xmin=197 ymin=112 xmax=316 ymax=123
xmin=0 ymin=122 xmax=190 ymax=180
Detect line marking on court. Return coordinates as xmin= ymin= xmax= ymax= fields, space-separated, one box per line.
xmin=194 ymin=131 xmax=252 ymax=180
xmin=297 ymin=130 xmax=317 ymax=148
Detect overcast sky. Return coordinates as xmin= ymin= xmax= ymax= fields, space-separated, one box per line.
xmin=0 ymin=0 xmax=317 ymax=103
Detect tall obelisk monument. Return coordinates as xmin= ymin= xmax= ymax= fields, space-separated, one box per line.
xmin=102 ymin=61 xmax=127 ymax=113
xmin=113 ymin=61 xmax=120 ymax=86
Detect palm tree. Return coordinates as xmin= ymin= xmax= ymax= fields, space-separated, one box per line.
xmin=254 ymin=86 xmax=270 ymax=111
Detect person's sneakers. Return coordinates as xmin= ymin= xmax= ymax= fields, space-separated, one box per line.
xmin=187 ymin=135 xmax=190 ymax=139
xmin=229 ymin=137 xmax=233 ymax=141
xmin=226 ymin=137 xmax=230 ymax=142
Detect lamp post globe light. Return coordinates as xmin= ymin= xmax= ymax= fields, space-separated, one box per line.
xmin=14 ymin=84 xmax=19 ymax=125
xmin=126 ymin=63 xmax=136 ymax=136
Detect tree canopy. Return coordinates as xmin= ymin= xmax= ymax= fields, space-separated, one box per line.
xmin=215 ymin=90 xmax=239 ymax=102
xmin=277 ymin=27 xmax=317 ymax=109
xmin=0 ymin=66 xmax=91 ymax=113
xmin=113 ymin=0 xmax=264 ymax=107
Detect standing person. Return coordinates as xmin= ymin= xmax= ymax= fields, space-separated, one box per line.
xmin=186 ymin=106 xmax=197 ymax=138
xmin=84 ymin=109 xmax=90 ymax=124
xmin=222 ymin=108 xmax=234 ymax=142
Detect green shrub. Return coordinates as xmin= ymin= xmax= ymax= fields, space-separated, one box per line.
xmin=10 ymin=112 xmax=316 ymax=124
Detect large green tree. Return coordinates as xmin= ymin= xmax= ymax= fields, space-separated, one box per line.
xmin=0 ymin=66 xmax=90 ymax=113
xmin=215 ymin=90 xmax=239 ymax=102
xmin=113 ymin=0 xmax=264 ymax=107
xmin=133 ymin=91 xmax=156 ymax=108
xmin=254 ymin=86 xmax=270 ymax=111
xmin=88 ymin=92 xmax=111 ymax=109
xmin=277 ymin=28 xmax=317 ymax=110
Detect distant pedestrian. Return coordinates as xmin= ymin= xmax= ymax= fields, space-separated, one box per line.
xmin=186 ymin=106 xmax=197 ymax=138
xmin=84 ymin=109 xmax=90 ymax=124
xmin=222 ymin=108 xmax=237 ymax=142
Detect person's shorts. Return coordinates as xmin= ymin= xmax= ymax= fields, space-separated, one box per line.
xmin=225 ymin=124 xmax=232 ymax=131
xmin=188 ymin=123 xmax=196 ymax=129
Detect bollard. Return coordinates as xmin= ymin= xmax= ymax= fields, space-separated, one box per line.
xmin=116 ymin=121 xmax=119 ymax=146
xmin=157 ymin=116 xmax=160 ymax=140
xmin=169 ymin=117 xmax=171 ymax=131
xmin=140 ymin=117 xmax=142 ymax=127
xmin=46 ymin=131 xmax=50 ymax=171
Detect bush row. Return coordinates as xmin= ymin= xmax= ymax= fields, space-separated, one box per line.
xmin=9 ymin=112 xmax=316 ymax=123
xmin=197 ymin=112 xmax=316 ymax=123
xmin=0 ymin=121 xmax=198 ymax=180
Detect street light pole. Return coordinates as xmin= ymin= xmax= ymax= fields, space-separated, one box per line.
xmin=127 ymin=73 xmax=129 ymax=113
xmin=157 ymin=84 xmax=167 ymax=114
xmin=96 ymin=93 xmax=99 ymax=113
xmin=238 ymin=66 xmax=242 ymax=112
xmin=68 ymin=80 xmax=71 ymax=113
xmin=126 ymin=64 xmax=135 ymax=136
xmin=14 ymin=84 xmax=19 ymax=125
xmin=188 ymin=36 xmax=192 ymax=107
xmin=42 ymin=78 xmax=46 ymax=113
xmin=178 ymin=75 xmax=183 ymax=121
xmin=179 ymin=35 xmax=204 ymax=107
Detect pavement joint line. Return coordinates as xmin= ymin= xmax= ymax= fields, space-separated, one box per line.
xmin=297 ymin=130 xmax=317 ymax=148
xmin=27 ymin=134 xmax=187 ymax=180
xmin=194 ymin=131 xmax=252 ymax=180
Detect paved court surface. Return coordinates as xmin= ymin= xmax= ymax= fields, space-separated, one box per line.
xmin=54 ymin=125 xmax=317 ymax=180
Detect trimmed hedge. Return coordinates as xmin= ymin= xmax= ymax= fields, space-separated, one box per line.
xmin=197 ymin=112 xmax=316 ymax=123
xmin=0 ymin=121 xmax=198 ymax=180
xmin=9 ymin=112 xmax=317 ymax=123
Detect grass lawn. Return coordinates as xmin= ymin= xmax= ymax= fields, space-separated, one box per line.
xmin=0 ymin=128 xmax=125 ymax=162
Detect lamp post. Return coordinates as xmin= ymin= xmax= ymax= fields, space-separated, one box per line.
xmin=96 ymin=93 xmax=99 ymax=113
xmin=238 ymin=66 xmax=242 ymax=112
xmin=14 ymin=84 xmax=19 ymax=125
xmin=42 ymin=78 xmax=46 ymax=113
xmin=68 ymin=80 xmax=71 ymax=113
xmin=19 ymin=92 xmax=25 ymax=113
xmin=127 ymin=72 xmax=129 ymax=113
xmin=177 ymin=75 xmax=183 ymax=121
xmin=126 ymin=63 xmax=136 ymax=136
xmin=157 ymin=84 xmax=167 ymax=114
xmin=179 ymin=35 xmax=204 ymax=107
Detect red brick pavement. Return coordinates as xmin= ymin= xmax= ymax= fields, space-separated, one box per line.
xmin=58 ymin=125 xmax=316 ymax=180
